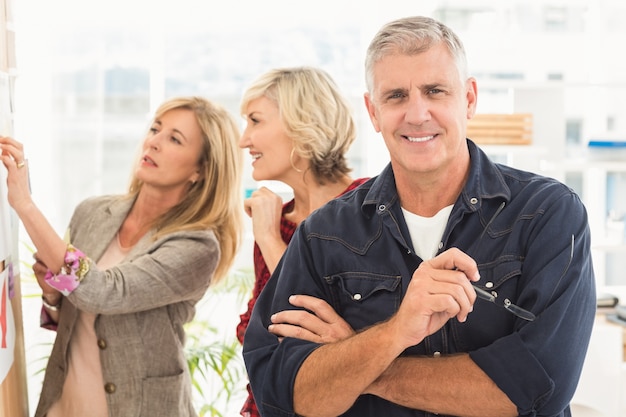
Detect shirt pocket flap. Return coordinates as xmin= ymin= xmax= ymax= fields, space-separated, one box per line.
xmin=476 ymin=258 xmax=522 ymax=293
xmin=329 ymin=272 xmax=401 ymax=302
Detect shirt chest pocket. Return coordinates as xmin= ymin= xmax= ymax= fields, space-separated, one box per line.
xmin=325 ymin=272 xmax=402 ymax=331
xmin=455 ymin=258 xmax=525 ymax=349
xmin=475 ymin=258 xmax=523 ymax=299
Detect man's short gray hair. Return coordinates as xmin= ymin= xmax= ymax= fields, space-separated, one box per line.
xmin=365 ymin=16 xmax=468 ymax=92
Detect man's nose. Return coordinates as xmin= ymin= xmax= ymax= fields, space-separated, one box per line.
xmin=405 ymin=94 xmax=431 ymax=125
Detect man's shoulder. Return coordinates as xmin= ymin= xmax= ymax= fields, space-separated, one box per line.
xmin=496 ymin=163 xmax=573 ymax=194
xmin=492 ymin=163 xmax=584 ymax=217
xmin=322 ymin=179 xmax=372 ymax=210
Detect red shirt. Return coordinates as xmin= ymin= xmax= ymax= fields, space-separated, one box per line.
xmin=237 ymin=178 xmax=368 ymax=417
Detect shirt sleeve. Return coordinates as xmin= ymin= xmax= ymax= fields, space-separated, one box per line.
xmin=64 ymin=231 xmax=220 ymax=315
xmin=243 ymin=225 xmax=322 ymax=417
xmin=470 ymin=192 xmax=596 ymax=416
xmin=237 ymin=243 xmax=276 ymax=345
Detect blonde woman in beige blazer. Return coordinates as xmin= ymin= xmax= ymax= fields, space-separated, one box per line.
xmin=0 ymin=96 xmax=243 ymax=417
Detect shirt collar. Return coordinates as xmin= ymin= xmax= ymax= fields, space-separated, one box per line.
xmin=362 ymin=139 xmax=511 ymax=214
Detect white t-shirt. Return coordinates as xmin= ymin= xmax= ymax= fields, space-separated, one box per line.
xmin=401 ymin=205 xmax=454 ymax=260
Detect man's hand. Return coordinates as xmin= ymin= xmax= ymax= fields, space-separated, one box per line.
xmin=269 ymin=295 xmax=355 ymax=343
xmin=389 ymin=247 xmax=480 ymax=350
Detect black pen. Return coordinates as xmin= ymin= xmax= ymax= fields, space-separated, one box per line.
xmin=473 ymin=284 xmax=496 ymax=302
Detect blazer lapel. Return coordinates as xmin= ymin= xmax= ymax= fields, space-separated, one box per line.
xmin=72 ymin=196 xmax=135 ymax=263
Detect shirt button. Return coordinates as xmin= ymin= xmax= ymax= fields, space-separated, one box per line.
xmin=438 ymin=242 xmax=443 ymax=249
xmin=353 ymin=293 xmax=362 ymax=301
xmin=378 ymin=204 xmax=386 ymax=212
xmin=470 ymin=197 xmax=478 ymax=204
xmin=485 ymin=282 xmax=494 ymax=288
xmin=97 ymin=339 xmax=107 ymax=350
xmin=433 ymin=351 xmax=441 ymax=357
xmin=104 ymin=382 xmax=116 ymax=394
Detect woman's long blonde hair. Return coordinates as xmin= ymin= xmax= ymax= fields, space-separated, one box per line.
xmin=128 ymin=96 xmax=243 ymax=283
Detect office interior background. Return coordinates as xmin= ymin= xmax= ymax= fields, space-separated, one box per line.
xmin=6 ymin=0 xmax=626 ymax=415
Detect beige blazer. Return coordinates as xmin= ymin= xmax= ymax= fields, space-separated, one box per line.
xmin=34 ymin=195 xmax=220 ymax=417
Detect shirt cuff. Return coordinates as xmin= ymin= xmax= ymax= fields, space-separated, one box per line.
xmin=469 ymin=332 xmax=553 ymax=415
xmin=44 ymin=244 xmax=91 ymax=296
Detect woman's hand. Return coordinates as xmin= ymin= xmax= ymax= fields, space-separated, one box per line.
xmin=243 ymin=186 xmax=284 ymax=243
xmin=1 ymin=136 xmax=70 ymax=276
xmin=243 ymin=186 xmax=287 ymax=272
xmin=0 ymin=136 xmax=33 ymax=213
xmin=33 ymin=253 xmax=62 ymax=304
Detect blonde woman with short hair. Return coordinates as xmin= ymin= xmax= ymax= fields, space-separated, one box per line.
xmin=236 ymin=67 xmax=367 ymax=417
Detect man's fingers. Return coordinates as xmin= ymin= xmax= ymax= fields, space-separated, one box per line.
xmin=287 ymin=295 xmax=341 ymax=323
xmin=270 ymin=295 xmax=356 ymax=343
xmin=269 ymin=322 xmax=319 ymax=343
xmin=424 ymin=247 xmax=480 ymax=281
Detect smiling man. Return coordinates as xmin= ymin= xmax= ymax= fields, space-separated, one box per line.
xmin=243 ymin=16 xmax=596 ymax=417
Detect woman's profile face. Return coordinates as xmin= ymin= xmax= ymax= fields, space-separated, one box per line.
xmin=240 ymin=96 xmax=295 ymax=182
xmin=136 ymin=108 xmax=204 ymax=199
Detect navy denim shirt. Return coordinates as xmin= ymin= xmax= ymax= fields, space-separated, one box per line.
xmin=243 ymin=140 xmax=596 ymax=417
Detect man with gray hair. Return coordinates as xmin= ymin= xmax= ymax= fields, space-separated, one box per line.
xmin=243 ymin=16 xmax=595 ymax=417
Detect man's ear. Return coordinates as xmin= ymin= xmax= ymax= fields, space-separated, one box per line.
xmin=465 ymin=77 xmax=478 ymax=120
xmin=364 ymin=93 xmax=382 ymax=133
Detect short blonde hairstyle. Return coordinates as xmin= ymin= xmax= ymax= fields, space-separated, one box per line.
xmin=128 ymin=96 xmax=243 ymax=283
xmin=240 ymin=67 xmax=356 ymax=184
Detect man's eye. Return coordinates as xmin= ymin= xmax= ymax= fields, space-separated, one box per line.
xmin=388 ymin=92 xmax=405 ymax=100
